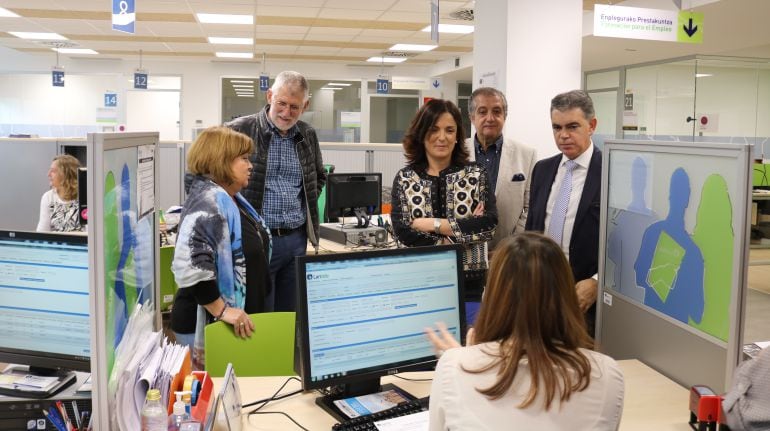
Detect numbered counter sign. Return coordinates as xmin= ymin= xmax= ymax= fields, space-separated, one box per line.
xmin=134 ymin=71 xmax=148 ymax=89
xmin=52 ymin=68 xmax=65 ymax=87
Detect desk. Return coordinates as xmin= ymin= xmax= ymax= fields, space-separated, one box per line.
xmin=213 ymin=359 xmax=690 ymax=431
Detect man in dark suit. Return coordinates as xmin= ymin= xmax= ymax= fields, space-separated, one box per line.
xmin=525 ymin=89 xmax=601 ymax=334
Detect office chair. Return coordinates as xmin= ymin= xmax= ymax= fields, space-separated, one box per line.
xmin=204 ymin=312 xmax=296 ymax=377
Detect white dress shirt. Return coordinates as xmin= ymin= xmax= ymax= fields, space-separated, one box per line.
xmin=429 ymin=341 xmax=625 ymax=431
xmin=544 ymin=143 xmax=595 ymax=258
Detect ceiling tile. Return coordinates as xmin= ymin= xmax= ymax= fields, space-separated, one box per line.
xmin=318 ymin=9 xmax=383 ymax=20
xmin=322 ymin=0 xmax=397 ymax=9
xmin=252 ymin=6 xmax=320 ymax=18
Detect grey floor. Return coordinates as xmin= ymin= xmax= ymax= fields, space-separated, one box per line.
xmin=744 ymin=249 xmax=770 ymax=344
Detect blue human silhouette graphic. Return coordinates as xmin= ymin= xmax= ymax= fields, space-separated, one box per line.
xmin=607 ymin=157 xmax=656 ymax=302
xmin=634 ymin=168 xmax=705 ymax=324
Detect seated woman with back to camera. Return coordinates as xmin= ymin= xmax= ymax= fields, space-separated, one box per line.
xmin=425 ymin=232 xmax=624 ymax=431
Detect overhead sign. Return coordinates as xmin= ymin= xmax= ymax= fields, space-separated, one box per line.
xmin=104 ymin=92 xmax=118 ymax=107
xmin=594 ymin=4 xmax=703 ymax=44
xmin=430 ymin=78 xmax=442 ymax=90
xmin=430 ymin=0 xmax=439 ymax=43
xmin=259 ymin=74 xmax=269 ymax=92
xmin=376 ymin=78 xmax=389 ymax=94
xmin=392 ymin=76 xmax=431 ymax=91
xmin=51 ymin=67 xmax=64 ymax=87
xmin=134 ymin=70 xmax=148 ymax=89
xmin=112 ymin=0 xmax=136 ymax=34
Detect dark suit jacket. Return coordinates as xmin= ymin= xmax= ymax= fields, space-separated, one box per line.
xmin=525 ymin=147 xmax=602 ymax=333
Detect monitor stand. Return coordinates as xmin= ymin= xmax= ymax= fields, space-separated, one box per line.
xmin=314 ymin=378 xmax=416 ymax=423
xmin=0 ymin=364 xmax=77 ymax=399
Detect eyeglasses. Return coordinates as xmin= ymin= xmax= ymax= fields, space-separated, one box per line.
xmin=273 ymin=100 xmax=302 ymax=114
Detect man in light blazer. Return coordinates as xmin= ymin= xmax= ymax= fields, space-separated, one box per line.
xmin=464 ymin=87 xmax=536 ymax=251
xmin=526 ymin=89 xmax=601 ymax=335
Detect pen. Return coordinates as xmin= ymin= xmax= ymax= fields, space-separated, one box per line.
xmin=45 ymin=407 xmax=67 ymax=431
xmin=55 ymin=401 xmax=73 ymax=431
xmin=79 ymin=411 xmax=89 ymax=431
xmin=72 ymin=401 xmax=81 ymax=431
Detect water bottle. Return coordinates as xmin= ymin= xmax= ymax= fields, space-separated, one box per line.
xmin=141 ymin=388 xmax=167 ymax=431
xmin=168 ymin=391 xmax=191 ymax=431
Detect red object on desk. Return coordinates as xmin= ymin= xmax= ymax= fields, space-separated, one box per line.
xmin=190 ymin=371 xmax=214 ymax=424
xmin=689 ymin=385 xmax=720 ymax=430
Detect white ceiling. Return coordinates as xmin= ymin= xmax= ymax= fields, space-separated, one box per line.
xmin=1 ymin=0 xmax=769 ymax=78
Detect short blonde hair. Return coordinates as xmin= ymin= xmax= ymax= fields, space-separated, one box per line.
xmin=187 ymin=126 xmax=254 ymax=185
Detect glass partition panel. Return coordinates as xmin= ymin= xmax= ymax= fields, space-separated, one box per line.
xmin=589 ymin=90 xmax=617 ymax=150
xmin=307 ymin=80 xmax=361 ymax=142
xmin=369 ymin=96 xmax=419 ymax=144
xmin=586 ymin=70 xmax=620 ymax=90
xmin=623 ymin=60 xmax=696 ymax=140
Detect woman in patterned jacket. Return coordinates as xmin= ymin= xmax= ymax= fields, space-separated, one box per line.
xmin=171 ymin=126 xmax=271 ymax=369
xmin=391 ymin=99 xmax=497 ymax=324
xmin=36 ymin=154 xmax=82 ymax=232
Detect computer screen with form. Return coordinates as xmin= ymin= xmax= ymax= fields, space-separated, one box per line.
xmin=0 ymin=230 xmax=89 ymax=397
xmin=296 ymin=244 xmax=465 ymax=420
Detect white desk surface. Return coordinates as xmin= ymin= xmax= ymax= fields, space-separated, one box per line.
xmin=214 ymin=359 xmax=691 ymax=431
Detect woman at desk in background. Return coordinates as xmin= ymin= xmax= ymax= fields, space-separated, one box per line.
xmin=391 ymin=99 xmax=497 ymax=324
xmin=425 ymin=233 xmax=624 ymax=431
xmin=36 ymin=154 xmax=81 ymax=232
xmin=171 ymin=126 xmax=272 ymax=370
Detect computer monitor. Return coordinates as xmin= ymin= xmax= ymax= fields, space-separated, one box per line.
xmin=0 ymin=230 xmax=89 ymax=398
xmin=754 ymin=162 xmax=769 ymax=189
xmin=325 ymin=173 xmax=382 ymax=227
xmin=295 ymin=244 xmax=465 ymax=421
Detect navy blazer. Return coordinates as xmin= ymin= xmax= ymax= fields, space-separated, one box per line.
xmin=525 ymin=146 xmax=601 ymax=281
xmin=525 ymin=147 xmax=602 ymax=332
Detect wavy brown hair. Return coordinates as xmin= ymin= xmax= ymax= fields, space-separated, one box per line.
xmin=402 ymin=99 xmax=468 ymax=169
xmin=467 ymin=232 xmax=594 ymax=409
xmin=53 ymin=154 xmax=80 ymax=201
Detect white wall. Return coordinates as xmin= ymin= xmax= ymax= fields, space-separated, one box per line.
xmin=0 ymin=47 xmax=439 ymax=140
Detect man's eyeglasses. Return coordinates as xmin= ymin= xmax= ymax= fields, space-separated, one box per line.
xmin=273 ymin=100 xmax=302 ymax=114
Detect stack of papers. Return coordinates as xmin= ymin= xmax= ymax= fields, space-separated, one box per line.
xmin=0 ymin=371 xmax=61 ymax=393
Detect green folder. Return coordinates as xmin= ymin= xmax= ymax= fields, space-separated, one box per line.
xmin=204 ymin=312 xmax=296 ymax=377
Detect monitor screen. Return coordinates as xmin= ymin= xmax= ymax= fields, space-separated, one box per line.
xmin=325 ymin=173 xmax=382 ymax=222
xmin=0 ymin=230 xmax=90 ymax=372
xmin=295 ymin=245 xmax=465 ymax=403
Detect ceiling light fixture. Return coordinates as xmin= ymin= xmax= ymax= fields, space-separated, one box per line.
xmin=197 ymin=13 xmax=253 ymax=25
xmin=390 ymin=44 xmax=437 ymax=52
xmin=52 ymin=48 xmax=98 ymax=55
xmin=420 ymin=24 xmax=474 ymax=34
xmin=208 ymin=37 xmax=253 ymax=45
xmin=232 ymin=84 xmax=254 ymax=88
xmin=9 ymin=32 xmax=67 ymax=40
xmin=215 ymin=52 xmax=253 ymax=59
xmin=237 ymin=94 xmax=254 ymax=97
xmin=367 ymin=56 xmax=407 ymax=63
xmin=695 ymin=73 xmax=713 ymax=78
xmin=320 ymin=87 xmax=342 ymax=91
xmin=327 ymin=83 xmax=352 ymax=86
xmin=0 ymin=7 xmax=19 ymax=17
xmin=230 ymin=80 xmax=255 ymax=84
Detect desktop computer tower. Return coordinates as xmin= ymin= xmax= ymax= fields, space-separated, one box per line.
xmin=319 ymin=223 xmax=387 ymax=247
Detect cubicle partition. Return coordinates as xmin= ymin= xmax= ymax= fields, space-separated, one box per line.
xmin=597 ymin=140 xmax=751 ymax=392
xmin=87 ymin=132 xmax=160 ymax=430
xmin=0 ymin=138 xmax=66 ymax=230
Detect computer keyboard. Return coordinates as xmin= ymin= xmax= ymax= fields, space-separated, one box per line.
xmin=331 ymin=397 xmax=428 ymax=431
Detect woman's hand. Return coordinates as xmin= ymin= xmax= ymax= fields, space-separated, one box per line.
xmin=473 ymin=202 xmax=485 ymax=217
xmin=221 ymin=307 xmax=255 ymax=338
xmin=424 ymin=321 xmax=475 ymax=358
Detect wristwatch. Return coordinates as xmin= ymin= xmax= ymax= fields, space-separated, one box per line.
xmin=433 ymin=218 xmax=441 ymax=234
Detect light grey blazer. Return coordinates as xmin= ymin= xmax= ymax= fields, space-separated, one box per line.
xmin=465 ymin=136 xmax=536 ymax=250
